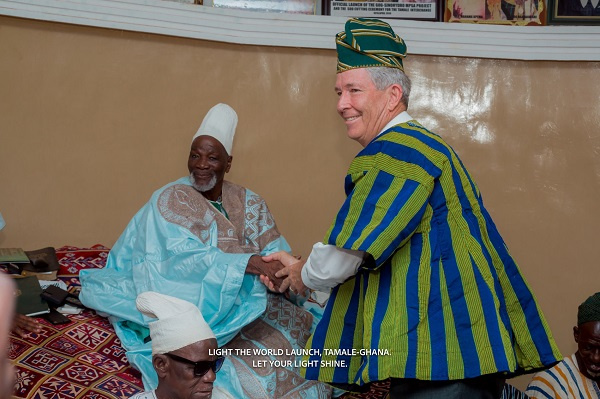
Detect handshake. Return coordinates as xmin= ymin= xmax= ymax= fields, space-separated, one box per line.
xmin=246 ymin=251 xmax=308 ymax=297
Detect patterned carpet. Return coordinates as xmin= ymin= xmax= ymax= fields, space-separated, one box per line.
xmin=8 ymin=245 xmax=390 ymax=399
xmin=9 ymin=245 xmax=144 ymax=399
xmin=342 ymin=381 xmax=390 ymax=399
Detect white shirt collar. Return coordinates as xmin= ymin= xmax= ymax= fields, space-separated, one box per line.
xmin=376 ymin=111 xmax=413 ymax=139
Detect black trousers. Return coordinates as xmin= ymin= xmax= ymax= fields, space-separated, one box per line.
xmin=388 ymin=375 xmax=506 ymax=399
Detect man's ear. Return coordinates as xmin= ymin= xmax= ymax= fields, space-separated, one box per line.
xmin=153 ymin=354 xmax=169 ymax=378
xmin=225 ymin=156 xmax=233 ymax=173
xmin=387 ymin=84 xmax=404 ymax=111
xmin=574 ymin=326 xmax=580 ymax=343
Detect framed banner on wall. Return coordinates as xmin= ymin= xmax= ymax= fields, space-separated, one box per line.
xmin=444 ymin=0 xmax=546 ymax=24
xmin=323 ymin=0 xmax=442 ymax=21
xmin=212 ymin=0 xmax=318 ymax=14
xmin=547 ymin=0 xmax=600 ymax=23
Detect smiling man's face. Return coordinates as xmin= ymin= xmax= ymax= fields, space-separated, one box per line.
xmin=188 ymin=135 xmax=231 ymax=201
xmin=335 ymin=68 xmax=393 ymax=147
xmin=574 ymin=321 xmax=600 ymax=381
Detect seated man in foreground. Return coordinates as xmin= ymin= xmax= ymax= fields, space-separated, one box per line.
xmin=81 ymin=104 xmax=331 ymax=398
xmin=130 ymin=291 xmax=228 ymax=399
xmin=526 ymin=292 xmax=600 ymax=399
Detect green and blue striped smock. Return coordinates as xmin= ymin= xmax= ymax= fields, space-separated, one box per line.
xmin=301 ymin=120 xmax=561 ymax=388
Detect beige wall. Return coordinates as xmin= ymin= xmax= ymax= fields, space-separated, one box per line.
xmin=2 ymin=15 xmax=600 ymax=388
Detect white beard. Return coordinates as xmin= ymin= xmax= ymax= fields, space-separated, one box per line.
xmin=189 ymin=172 xmax=217 ymax=193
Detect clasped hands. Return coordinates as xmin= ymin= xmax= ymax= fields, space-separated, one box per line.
xmin=247 ymin=252 xmax=308 ymax=296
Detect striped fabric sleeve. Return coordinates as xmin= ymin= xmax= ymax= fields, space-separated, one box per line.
xmin=325 ymin=168 xmax=431 ymax=269
xmin=500 ymin=384 xmax=528 ymax=399
xmin=525 ymin=357 xmax=583 ymax=399
xmin=526 ymin=375 xmax=562 ymax=399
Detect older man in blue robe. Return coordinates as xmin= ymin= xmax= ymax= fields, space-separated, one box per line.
xmin=80 ymin=104 xmax=331 ymax=398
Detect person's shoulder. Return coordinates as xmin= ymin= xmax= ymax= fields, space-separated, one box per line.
xmin=374 ymin=121 xmax=455 ymax=166
xmin=147 ymin=177 xmax=193 ymax=201
xmin=212 ymin=387 xmax=236 ymax=399
xmin=128 ymin=390 xmax=156 ymax=399
xmin=154 ymin=177 xmax=192 ymax=194
xmin=527 ymin=354 xmax=572 ymax=382
xmin=358 ymin=125 xmax=447 ymax=178
xmin=223 ymin=180 xmax=265 ymax=201
xmin=525 ymin=355 xmax=573 ymax=398
xmin=563 ymin=352 xmax=580 ymax=370
xmin=385 ymin=120 xmax=446 ymax=147
xmin=223 ymin=180 xmax=246 ymax=192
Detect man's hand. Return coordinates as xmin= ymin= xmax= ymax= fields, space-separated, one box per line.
xmin=12 ymin=314 xmax=42 ymax=338
xmin=246 ymin=255 xmax=285 ymax=290
xmin=262 ymin=251 xmax=308 ymax=296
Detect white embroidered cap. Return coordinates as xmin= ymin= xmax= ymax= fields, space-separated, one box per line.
xmin=136 ymin=291 xmax=215 ymax=355
xmin=192 ymin=103 xmax=238 ymax=155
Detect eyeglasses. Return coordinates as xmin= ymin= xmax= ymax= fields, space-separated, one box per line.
xmin=164 ymin=353 xmax=225 ymax=377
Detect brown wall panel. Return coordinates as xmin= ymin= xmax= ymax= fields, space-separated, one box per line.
xmin=2 ymin=15 xmax=600 ymax=388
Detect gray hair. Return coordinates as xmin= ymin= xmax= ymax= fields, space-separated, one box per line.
xmin=366 ymin=67 xmax=412 ymax=108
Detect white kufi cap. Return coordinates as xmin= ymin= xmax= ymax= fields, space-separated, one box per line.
xmin=192 ymin=103 xmax=238 ymax=155
xmin=136 ymin=291 xmax=215 ymax=355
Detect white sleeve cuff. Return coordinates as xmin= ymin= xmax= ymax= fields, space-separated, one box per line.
xmin=301 ymin=243 xmax=364 ymax=291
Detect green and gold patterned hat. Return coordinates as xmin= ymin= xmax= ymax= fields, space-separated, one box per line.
xmin=336 ymin=18 xmax=407 ymax=73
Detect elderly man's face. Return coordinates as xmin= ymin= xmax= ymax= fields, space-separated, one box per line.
xmin=188 ymin=135 xmax=232 ymax=201
xmin=335 ymin=68 xmax=393 ymax=147
xmin=574 ymin=321 xmax=600 ymax=381
xmin=157 ymin=338 xmax=219 ymax=399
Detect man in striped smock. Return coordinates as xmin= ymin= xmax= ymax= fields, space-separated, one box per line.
xmin=526 ymin=292 xmax=600 ymax=398
xmin=263 ymin=17 xmax=562 ymax=398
